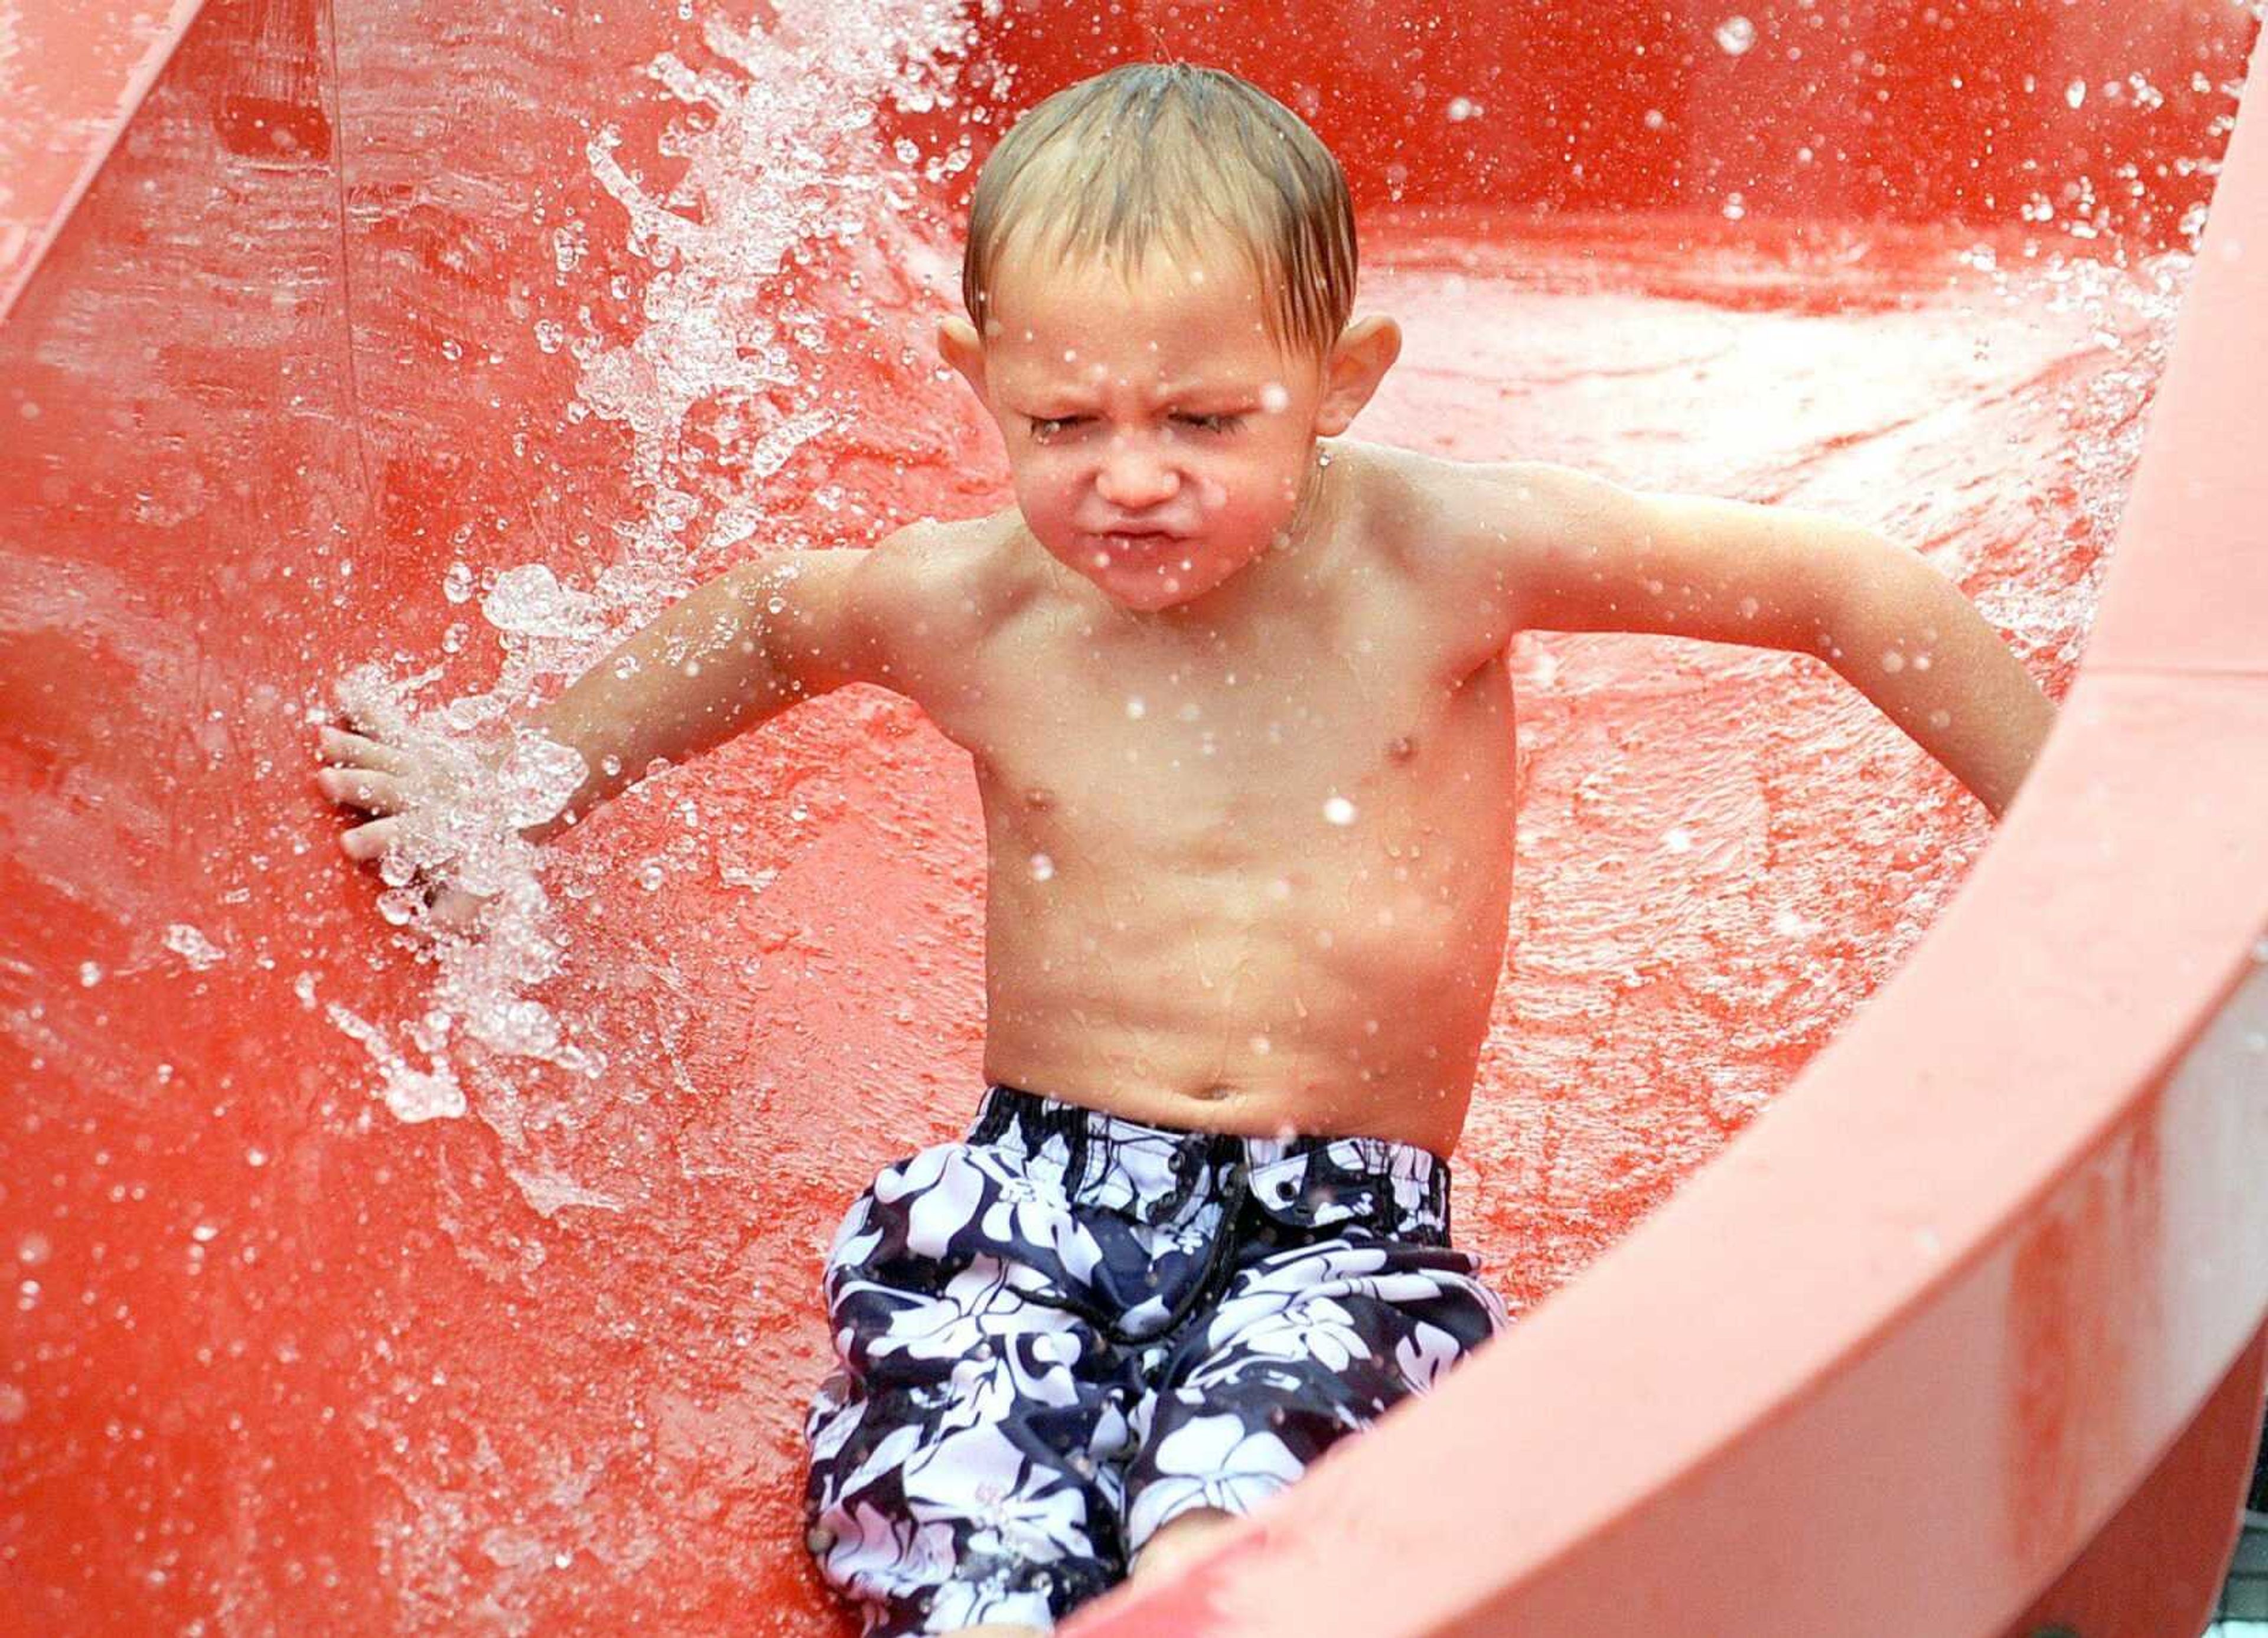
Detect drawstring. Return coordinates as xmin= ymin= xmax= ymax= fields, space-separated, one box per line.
xmin=972 ymin=1090 xmax=1262 ymax=1346
xmin=1005 ymin=1150 xmax=1252 ymax=1349
xmin=1105 ymin=1157 xmax=1249 ymax=1346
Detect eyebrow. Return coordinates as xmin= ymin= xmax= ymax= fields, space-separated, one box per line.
xmin=1012 ymin=381 xmax=1257 ymax=412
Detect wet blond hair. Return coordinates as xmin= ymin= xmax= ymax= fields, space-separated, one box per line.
xmin=961 ymin=63 xmax=1357 ymax=358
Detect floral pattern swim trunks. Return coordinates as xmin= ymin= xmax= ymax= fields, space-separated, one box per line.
xmin=802 ymin=1083 xmax=1508 ymax=1635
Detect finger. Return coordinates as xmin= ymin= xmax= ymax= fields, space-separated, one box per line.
xmin=318 ymin=767 xmax=411 ymax=815
xmin=339 ymin=816 xmax=400 ymax=863
xmin=318 ymin=726 xmax=418 ymax=776
xmin=428 ymin=885 xmax=490 ymax=933
xmin=318 ymin=725 xmax=419 ymax=775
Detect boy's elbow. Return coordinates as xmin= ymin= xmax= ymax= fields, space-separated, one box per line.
xmin=1810 ymin=528 xmax=1941 ymax=651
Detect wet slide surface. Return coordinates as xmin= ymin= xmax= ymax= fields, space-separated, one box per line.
xmin=2 ymin=2 xmax=2262 ymax=1633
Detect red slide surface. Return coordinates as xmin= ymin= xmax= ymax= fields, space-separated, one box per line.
xmin=2 ymin=3 xmax=2263 ymax=1634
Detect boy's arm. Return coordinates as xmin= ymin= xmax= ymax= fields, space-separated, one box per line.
xmin=320 ymin=536 xmax=911 ymax=862
xmin=1461 ymin=462 xmax=2056 ymax=818
xmin=509 ymin=544 xmax=896 ymax=843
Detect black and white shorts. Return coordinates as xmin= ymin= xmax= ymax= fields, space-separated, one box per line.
xmin=802 ymin=1083 xmax=1508 ymax=1635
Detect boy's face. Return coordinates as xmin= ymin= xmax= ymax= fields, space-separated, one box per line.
xmin=941 ymin=241 xmax=1397 ymax=616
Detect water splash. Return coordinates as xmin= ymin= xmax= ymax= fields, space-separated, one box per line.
xmin=330 ymin=1 xmax=981 ymax=1209
xmin=1713 ymin=15 xmax=1756 ymax=57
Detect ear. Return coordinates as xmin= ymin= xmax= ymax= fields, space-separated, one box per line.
xmin=937 ymin=316 xmax=988 ymax=402
xmin=1312 ymin=315 xmax=1401 ymax=437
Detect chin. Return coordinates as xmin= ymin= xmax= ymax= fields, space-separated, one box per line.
xmin=1099 ymin=579 xmax=1195 ymax=613
xmin=1107 ymin=552 xmax=1245 ymax=608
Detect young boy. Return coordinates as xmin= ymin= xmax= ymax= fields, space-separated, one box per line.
xmin=318 ymin=63 xmax=2054 ymax=1638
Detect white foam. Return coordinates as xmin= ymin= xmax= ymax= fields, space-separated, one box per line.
xmin=327 ymin=2 xmax=979 ymax=1216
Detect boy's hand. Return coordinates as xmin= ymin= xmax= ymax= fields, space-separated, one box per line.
xmin=317 ymin=723 xmax=439 ymax=862
xmin=316 ymin=720 xmax=543 ymax=932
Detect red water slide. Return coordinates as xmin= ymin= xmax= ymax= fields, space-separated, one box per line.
xmin=3 ymin=2 xmax=2264 ymax=1634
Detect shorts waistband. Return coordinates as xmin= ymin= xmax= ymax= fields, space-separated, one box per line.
xmin=967 ymin=1082 xmax=1454 ymax=1241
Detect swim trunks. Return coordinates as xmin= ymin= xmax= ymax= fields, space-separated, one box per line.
xmin=802 ymin=1082 xmax=1508 ymax=1635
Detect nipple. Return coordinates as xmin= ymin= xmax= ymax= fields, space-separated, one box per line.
xmin=1387 ymin=735 xmax=1416 ymax=761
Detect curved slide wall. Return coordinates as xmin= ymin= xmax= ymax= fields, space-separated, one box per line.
xmin=2 ymin=2 xmax=2263 ymax=1633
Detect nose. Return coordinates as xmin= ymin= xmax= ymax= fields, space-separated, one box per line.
xmin=1095 ymin=439 xmax=1181 ymax=511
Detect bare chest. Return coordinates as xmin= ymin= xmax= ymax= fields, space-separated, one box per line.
xmin=936 ymin=575 xmax=1515 ymax=887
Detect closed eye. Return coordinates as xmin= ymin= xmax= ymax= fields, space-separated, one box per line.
xmin=1029 ymin=415 xmax=1090 ymax=441
xmin=1174 ymin=413 xmax=1243 ymax=434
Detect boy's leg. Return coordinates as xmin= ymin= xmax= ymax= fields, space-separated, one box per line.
xmin=926 ymin=1513 xmax=1236 ymax=1636
xmin=1128 ymin=1505 xmax=1239 ymax=1584
xmin=1122 ymin=1200 xmax=1507 ymax=1559
xmin=806 ymin=1135 xmax=1140 ymax=1636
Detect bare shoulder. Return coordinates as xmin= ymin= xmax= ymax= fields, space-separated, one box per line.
xmin=1331 ymin=443 xmax=1615 ymax=565
xmin=868 ymin=508 xmax=1030 ymax=635
xmin=781 ymin=508 xmax=1022 ymax=705
xmin=1324 ymin=443 xmax=1629 ymax=663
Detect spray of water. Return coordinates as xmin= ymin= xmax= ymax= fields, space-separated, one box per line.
xmin=328 ymin=2 xmax=984 ymax=1195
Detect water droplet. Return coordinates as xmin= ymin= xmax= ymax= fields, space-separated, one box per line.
xmin=165 ymin=923 xmax=225 ymax=970
xmin=2066 ymin=79 xmax=2088 ymax=109
xmin=1643 ymin=108 xmax=1666 ymax=131
xmin=1881 ymin=650 xmax=1906 ymax=674
xmin=78 ymin=961 xmax=103 ymax=988
xmin=1249 ymin=1033 xmax=1272 ymax=1055
xmin=1663 ymin=828 xmax=1694 ymax=854
xmin=1125 ymin=697 xmax=1146 ymax=720
xmin=483 ymin=563 xmax=601 ymax=640
xmin=1260 ymin=381 xmax=1290 ymax=413
xmin=1322 ymin=795 xmax=1357 ymax=826
xmin=1029 ymin=853 xmax=1055 ymax=882
xmin=1445 ymin=96 xmax=1482 ymax=123
xmin=1928 ymin=709 xmax=1952 ymax=730
xmin=442 ymin=562 xmax=475 ymax=603
xmin=1715 ymin=15 xmax=1756 ymax=56
xmin=1738 ymin=596 xmax=1759 ymax=619
xmin=638 ymin=861 xmax=666 ymax=892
